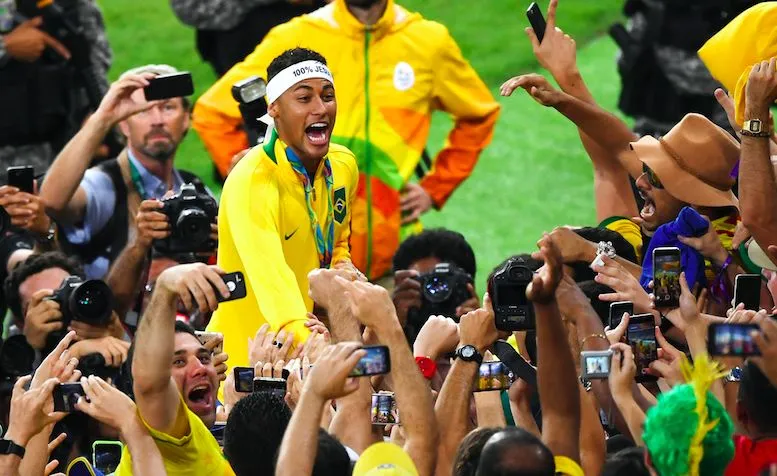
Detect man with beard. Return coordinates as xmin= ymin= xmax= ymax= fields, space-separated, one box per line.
xmin=113 ymin=262 xmax=233 ymax=475
xmin=194 ymin=0 xmax=500 ymax=282
xmin=40 ymin=65 xmax=210 ymax=279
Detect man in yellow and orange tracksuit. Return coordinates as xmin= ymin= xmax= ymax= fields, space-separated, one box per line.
xmin=193 ymin=0 xmax=500 ymax=281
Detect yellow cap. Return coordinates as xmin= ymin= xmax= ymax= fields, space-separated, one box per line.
xmin=698 ymin=2 xmax=777 ymax=125
xmin=353 ymin=442 xmax=419 ymax=476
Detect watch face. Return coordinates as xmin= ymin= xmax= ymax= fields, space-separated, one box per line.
xmin=461 ymin=346 xmax=475 ymax=359
xmin=748 ymin=120 xmax=762 ymax=133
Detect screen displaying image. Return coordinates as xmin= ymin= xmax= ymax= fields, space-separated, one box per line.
xmin=585 ymin=355 xmax=610 ymax=375
xmin=235 ymin=367 xmax=254 ymax=393
xmin=351 ymin=346 xmax=389 ymax=376
xmin=627 ymin=320 xmax=658 ymax=377
xmin=371 ymin=393 xmax=399 ymax=425
xmin=711 ymin=324 xmax=759 ymax=356
xmin=654 ymin=253 xmax=681 ymax=306
xmin=476 ymin=362 xmax=515 ymax=391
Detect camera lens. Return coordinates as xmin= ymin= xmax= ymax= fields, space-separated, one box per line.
xmin=71 ymin=280 xmax=112 ymax=324
xmin=424 ymin=276 xmax=452 ymax=303
xmin=177 ymin=208 xmax=210 ymax=246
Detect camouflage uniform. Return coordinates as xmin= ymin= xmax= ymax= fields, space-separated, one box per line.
xmin=170 ymin=0 xmax=280 ymax=30
xmin=0 ymin=0 xmax=111 ymax=172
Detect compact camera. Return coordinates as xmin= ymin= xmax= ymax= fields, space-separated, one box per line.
xmin=580 ymin=350 xmax=613 ymax=380
xmin=488 ymin=257 xmax=535 ymax=331
xmin=154 ymin=183 xmax=218 ymax=254
xmin=410 ymin=263 xmax=472 ymax=323
xmin=46 ymin=276 xmax=113 ymax=326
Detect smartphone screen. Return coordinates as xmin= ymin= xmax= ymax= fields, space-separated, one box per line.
xmin=252 ymin=377 xmax=286 ymax=398
xmin=53 ymin=382 xmax=85 ymax=413
xmin=144 ymin=72 xmax=194 ymax=101
xmin=609 ymin=301 xmax=634 ymax=330
xmin=7 ymin=166 xmax=34 ymax=194
xmin=653 ymin=247 xmax=681 ymax=308
xmin=349 ymin=345 xmax=390 ymax=377
xmin=371 ymin=393 xmax=399 ymax=426
xmin=734 ymin=274 xmax=761 ymax=311
xmin=708 ymin=323 xmax=760 ymax=356
xmin=627 ymin=314 xmax=658 ymax=382
xmin=92 ymin=441 xmax=122 ymax=474
xmin=217 ymin=271 xmax=247 ymax=302
xmin=233 ymin=367 xmax=255 ymax=393
xmin=526 ymin=2 xmax=547 ymax=43
xmin=475 ymin=361 xmax=516 ymax=392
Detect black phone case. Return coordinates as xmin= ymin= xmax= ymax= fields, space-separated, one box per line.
xmin=526 ymin=3 xmax=546 ymax=43
xmin=144 ymin=73 xmax=194 ymax=101
xmin=217 ymin=271 xmax=247 ymax=302
xmin=7 ymin=166 xmax=34 ymax=193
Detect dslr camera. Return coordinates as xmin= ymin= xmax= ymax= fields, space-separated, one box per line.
xmin=46 ymin=276 xmax=113 ymax=326
xmin=410 ymin=263 xmax=473 ymax=323
xmin=154 ymin=183 xmax=218 ymax=254
xmin=488 ymin=257 xmax=535 ymax=331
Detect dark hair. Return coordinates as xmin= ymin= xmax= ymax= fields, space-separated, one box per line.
xmin=225 ymin=392 xmax=292 ymax=476
xmin=738 ymin=361 xmax=777 ymax=433
xmin=267 ymin=48 xmax=328 ymax=83
xmin=601 ymin=447 xmax=650 ymax=476
xmin=454 ymin=427 xmax=503 ymax=476
xmin=392 ymin=228 xmax=477 ymax=279
xmin=174 ymin=320 xmax=198 ymax=339
xmin=475 ymin=427 xmax=555 ymax=476
xmin=577 ymin=280 xmax=615 ymax=327
xmin=3 ymin=251 xmax=84 ymax=320
xmin=569 ymin=227 xmax=638 ymax=282
xmin=312 ymin=429 xmax=351 ymax=476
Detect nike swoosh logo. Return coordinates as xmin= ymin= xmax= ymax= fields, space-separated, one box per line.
xmin=284 ymin=229 xmax=298 ymax=240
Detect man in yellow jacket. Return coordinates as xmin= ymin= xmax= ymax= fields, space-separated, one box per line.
xmin=206 ymin=47 xmax=359 ymax=369
xmin=193 ymin=0 xmax=500 ymax=280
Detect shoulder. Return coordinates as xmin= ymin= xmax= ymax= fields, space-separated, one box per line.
xmin=222 ymin=146 xmax=280 ymax=196
xmin=327 ymin=144 xmax=358 ymax=173
xmin=394 ymin=7 xmax=453 ymax=48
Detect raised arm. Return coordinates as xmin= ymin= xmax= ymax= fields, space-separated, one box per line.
xmin=132 ymin=263 xmax=228 ymax=436
xmin=342 ymin=279 xmax=439 ymax=476
xmin=528 ymin=235 xmax=580 ymax=462
xmin=40 ymin=74 xmax=156 ymax=224
xmin=739 ymin=58 xmax=777 ymax=264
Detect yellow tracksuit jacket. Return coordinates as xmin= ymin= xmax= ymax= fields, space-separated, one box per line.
xmin=206 ymin=130 xmax=358 ymax=370
xmin=193 ymin=0 xmax=500 ymax=279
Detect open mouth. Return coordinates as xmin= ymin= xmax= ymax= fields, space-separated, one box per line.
xmin=305 ymin=122 xmax=329 ymax=146
xmin=640 ymin=195 xmax=656 ymax=220
xmin=187 ymin=384 xmax=213 ymax=410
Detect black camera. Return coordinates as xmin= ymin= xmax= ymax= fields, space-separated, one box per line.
xmin=154 ymin=183 xmax=218 ymax=254
xmin=410 ymin=263 xmax=473 ymax=323
xmin=0 ymin=206 xmax=9 ymax=236
xmin=46 ymin=276 xmax=113 ymax=326
xmin=488 ymin=257 xmax=535 ymax=331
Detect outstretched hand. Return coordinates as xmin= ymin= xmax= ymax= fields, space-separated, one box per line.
xmin=527 ymin=233 xmax=563 ymax=304
xmin=500 ymin=73 xmax=564 ymax=106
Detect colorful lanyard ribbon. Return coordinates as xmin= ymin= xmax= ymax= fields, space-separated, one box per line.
xmin=286 ymin=147 xmax=335 ymax=268
xmin=127 ymin=155 xmax=148 ymax=200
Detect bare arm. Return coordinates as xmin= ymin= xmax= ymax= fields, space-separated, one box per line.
xmin=106 ymin=242 xmax=148 ymax=319
xmin=609 ymin=343 xmax=647 ymax=446
xmin=579 ymin=385 xmax=606 ymax=476
xmin=121 ymin=420 xmax=168 ymax=476
xmin=434 ymin=359 xmax=477 ymax=476
xmin=474 ymin=391 xmax=506 ymax=428
xmin=276 ymin=390 xmax=326 ymax=476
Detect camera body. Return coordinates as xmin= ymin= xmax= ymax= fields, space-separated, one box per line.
xmin=410 ymin=263 xmax=473 ymax=323
xmin=489 ymin=257 xmax=535 ymax=331
xmin=580 ymin=350 xmax=613 ymax=380
xmin=154 ymin=183 xmax=218 ymax=254
xmin=0 ymin=206 xmax=9 ymax=236
xmin=47 ymin=276 xmax=113 ymax=326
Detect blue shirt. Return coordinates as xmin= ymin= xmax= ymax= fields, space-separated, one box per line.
xmin=63 ymin=151 xmax=186 ymax=279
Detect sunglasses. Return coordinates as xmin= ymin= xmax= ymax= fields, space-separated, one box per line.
xmin=642 ymin=163 xmax=664 ymax=189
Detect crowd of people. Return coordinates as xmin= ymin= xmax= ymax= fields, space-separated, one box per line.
xmin=1 ymin=0 xmax=777 ymax=474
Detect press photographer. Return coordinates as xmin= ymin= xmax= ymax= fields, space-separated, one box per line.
xmin=40 ymin=64 xmax=216 ymax=281
xmin=0 ymin=0 xmax=112 ymax=170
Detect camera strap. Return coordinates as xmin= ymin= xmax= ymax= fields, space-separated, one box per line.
xmin=116 ymin=151 xmax=142 ymax=232
xmin=285 ymin=146 xmax=334 ymax=268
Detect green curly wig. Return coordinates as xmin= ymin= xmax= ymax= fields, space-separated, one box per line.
xmin=643 ymin=357 xmax=735 ymax=476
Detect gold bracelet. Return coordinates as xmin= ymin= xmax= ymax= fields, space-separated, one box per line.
xmin=580 ymin=333 xmax=608 ymax=348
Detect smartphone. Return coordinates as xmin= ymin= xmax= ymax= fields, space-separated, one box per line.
xmin=526 ymin=2 xmax=547 ymax=43
xmin=252 ymin=377 xmax=287 ymax=398
xmin=371 ymin=392 xmax=400 ymax=426
xmin=216 ymin=271 xmax=247 ymax=302
xmin=492 ymin=340 xmax=536 ymax=387
xmin=581 ymin=350 xmax=613 ymax=380
xmin=475 ymin=361 xmax=516 ymax=392
xmin=652 ymin=247 xmax=682 ymax=308
xmin=53 ymin=382 xmax=85 ymax=413
xmin=209 ymin=421 xmax=226 ymax=447
xmin=195 ymin=331 xmax=223 ymax=354
xmin=233 ymin=366 xmax=255 ymax=393
xmin=144 ymin=72 xmax=194 ymax=101
xmin=609 ymin=301 xmax=634 ymax=330
xmin=349 ymin=345 xmax=391 ymax=377
xmin=92 ymin=440 xmax=122 ymax=474
xmin=626 ymin=314 xmax=658 ymax=382
xmin=734 ymin=274 xmax=761 ymax=311
xmin=6 ymin=166 xmax=34 ymax=194
xmin=708 ymin=323 xmax=760 ymax=356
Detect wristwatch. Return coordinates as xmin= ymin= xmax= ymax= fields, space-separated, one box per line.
xmin=0 ymin=439 xmax=25 ymax=458
xmin=726 ymin=366 xmax=743 ymax=383
xmin=415 ymin=356 xmax=437 ymax=380
xmin=455 ymin=345 xmax=483 ymax=364
xmin=741 ymin=119 xmax=772 ymax=138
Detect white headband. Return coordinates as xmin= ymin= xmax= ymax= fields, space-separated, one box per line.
xmin=265 ymin=60 xmax=334 ymax=104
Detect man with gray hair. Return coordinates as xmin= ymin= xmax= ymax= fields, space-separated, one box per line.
xmin=40 ymin=65 xmax=211 ymax=280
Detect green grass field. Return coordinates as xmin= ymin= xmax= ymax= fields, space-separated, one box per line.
xmin=102 ymin=0 xmax=625 ymax=291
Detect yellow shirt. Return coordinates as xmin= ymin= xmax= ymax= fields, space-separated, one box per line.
xmin=114 ymin=397 xmax=234 ymax=476
xmin=207 ymin=129 xmax=358 ymax=372
xmin=554 ymin=455 xmax=584 ymax=476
